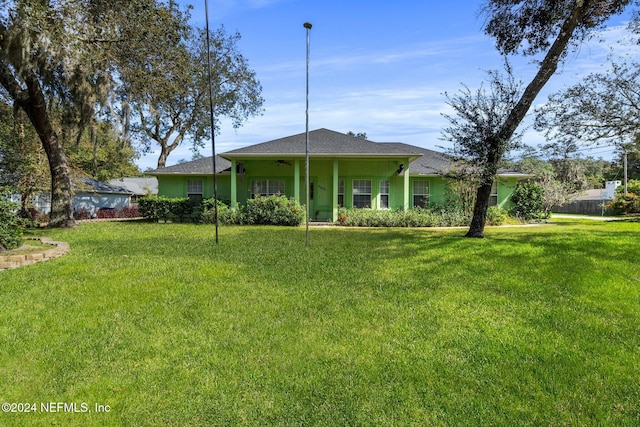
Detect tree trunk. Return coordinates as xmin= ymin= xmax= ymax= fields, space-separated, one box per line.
xmin=156 ymin=135 xmax=183 ymax=169
xmin=466 ymin=181 xmax=493 ymax=238
xmin=21 ymin=74 xmax=75 ymax=227
xmin=157 ymin=146 xmax=169 ymax=169
xmin=43 ymin=132 xmax=76 ymax=227
xmin=0 ymin=61 xmax=76 ymax=227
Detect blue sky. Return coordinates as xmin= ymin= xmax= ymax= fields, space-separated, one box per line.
xmin=138 ymin=0 xmax=637 ymax=170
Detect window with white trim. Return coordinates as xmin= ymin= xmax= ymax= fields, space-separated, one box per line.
xmin=412 ymin=180 xmax=429 ymax=208
xmin=251 ymin=179 xmax=285 ymax=198
xmin=187 ymin=179 xmax=203 ymax=201
xmin=489 ymin=181 xmax=498 ymax=206
xmin=338 ymin=180 xmax=344 ymax=207
xmin=352 ymin=179 xmax=371 ymax=208
xmin=379 ymin=180 xmax=389 ymax=209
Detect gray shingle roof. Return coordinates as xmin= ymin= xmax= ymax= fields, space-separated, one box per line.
xmin=222 ymin=128 xmax=423 ymax=158
xmin=76 ymin=177 xmax=133 ymax=195
xmin=380 ymin=143 xmax=455 ymax=175
xmin=148 ymin=156 xmax=231 ymax=175
xmin=147 ymin=129 xmax=528 ymax=178
xmin=108 ymin=177 xmax=158 ymax=196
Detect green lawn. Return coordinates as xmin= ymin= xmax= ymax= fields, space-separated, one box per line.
xmin=1 ymin=219 xmax=639 ymax=426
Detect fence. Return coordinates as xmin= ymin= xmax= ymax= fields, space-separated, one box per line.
xmin=553 ymin=200 xmax=606 ymax=215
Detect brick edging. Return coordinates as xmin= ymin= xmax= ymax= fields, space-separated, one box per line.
xmin=0 ymin=237 xmax=70 ymax=271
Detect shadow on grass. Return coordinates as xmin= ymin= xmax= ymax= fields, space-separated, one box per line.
xmin=6 ymin=220 xmax=640 ymax=425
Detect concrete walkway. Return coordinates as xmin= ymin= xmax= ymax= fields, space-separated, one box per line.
xmin=551 ymin=214 xmax=625 ymax=221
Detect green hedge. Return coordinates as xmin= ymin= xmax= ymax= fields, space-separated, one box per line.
xmin=138 ymin=196 xmax=198 ymax=223
xmin=336 ymin=207 xmax=471 ymax=227
xmin=141 ymin=195 xmax=305 ymax=226
xmin=201 ymin=195 xmax=305 ymax=226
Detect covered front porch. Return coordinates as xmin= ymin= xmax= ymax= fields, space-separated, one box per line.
xmin=227 ymin=157 xmax=413 ymax=222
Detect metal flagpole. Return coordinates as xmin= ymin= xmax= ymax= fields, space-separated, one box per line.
xmin=304 ymin=22 xmax=312 ymax=247
xmin=205 ymin=0 xmax=219 ymax=244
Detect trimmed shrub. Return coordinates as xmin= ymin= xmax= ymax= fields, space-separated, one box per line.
xmin=138 ymin=197 xmax=158 ymax=221
xmin=115 ymin=206 xmax=140 ymax=219
xmin=138 ymin=196 xmax=191 ymax=222
xmin=201 ymin=200 xmax=238 ymax=225
xmin=486 ymin=205 xmax=508 ymax=226
xmin=155 ymin=197 xmax=172 ymax=222
xmin=201 ymin=196 xmax=304 ymax=226
xmin=510 ymin=182 xmax=545 ymax=221
xmin=335 ymin=207 xmax=470 ymax=227
xmin=243 ymin=196 xmax=304 ymax=226
xmin=169 ymin=198 xmax=193 ymax=222
xmin=97 ymin=208 xmax=117 ymax=219
xmin=75 ymin=206 xmax=140 ymax=220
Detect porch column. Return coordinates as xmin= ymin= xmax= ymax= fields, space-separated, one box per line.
xmin=231 ymin=160 xmax=237 ymax=210
xmin=403 ymin=161 xmax=410 ymax=211
xmin=294 ymin=159 xmax=301 ymax=203
xmin=332 ymin=159 xmax=339 ymax=222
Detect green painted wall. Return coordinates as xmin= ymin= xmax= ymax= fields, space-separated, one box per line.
xmin=496 ymin=177 xmax=519 ymax=209
xmin=155 ymin=159 xmax=523 ymax=220
xmin=157 ymin=175 xmax=231 ymax=202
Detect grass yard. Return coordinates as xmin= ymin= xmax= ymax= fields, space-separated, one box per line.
xmin=1 ymin=219 xmax=639 ymax=426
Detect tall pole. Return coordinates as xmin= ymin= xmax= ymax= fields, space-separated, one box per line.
xmin=304 ymin=22 xmax=312 ymax=247
xmin=205 ymin=0 xmax=219 ymax=244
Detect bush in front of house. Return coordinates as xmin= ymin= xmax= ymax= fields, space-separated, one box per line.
xmin=510 ymin=182 xmax=545 ymax=221
xmin=74 ymin=206 xmax=141 ymax=220
xmin=336 ymin=207 xmax=471 ymax=227
xmin=138 ymin=197 xmax=158 ymax=221
xmin=605 ymin=180 xmax=640 ymax=215
xmin=98 ymin=206 xmax=141 ymax=219
xmin=486 ymin=205 xmax=508 ymax=226
xmin=169 ymin=198 xmax=193 ymax=222
xmin=139 ymin=196 xmax=190 ymax=222
xmin=606 ymin=192 xmax=639 ymax=215
xmin=0 ymin=190 xmax=23 ymax=251
xmin=245 ymin=196 xmax=305 ymax=225
xmin=200 ymin=199 xmax=238 ymax=225
xmin=201 ymin=195 xmax=305 ymax=226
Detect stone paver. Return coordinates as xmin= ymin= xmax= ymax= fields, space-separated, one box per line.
xmin=0 ymin=237 xmax=70 ymax=271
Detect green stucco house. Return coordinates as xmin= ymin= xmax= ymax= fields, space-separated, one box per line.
xmin=149 ymin=129 xmax=527 ymax=222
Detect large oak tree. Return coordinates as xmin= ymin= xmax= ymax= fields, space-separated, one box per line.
xmin=456 ymin=0 xmax=632 ymax=237
xmin=0 ymin=0 xmax=225 ymax=225
xmin=0 ymin=0 xmax=169 ymax=226
xmin=120 ymin=25 xmax=264 ymax=169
